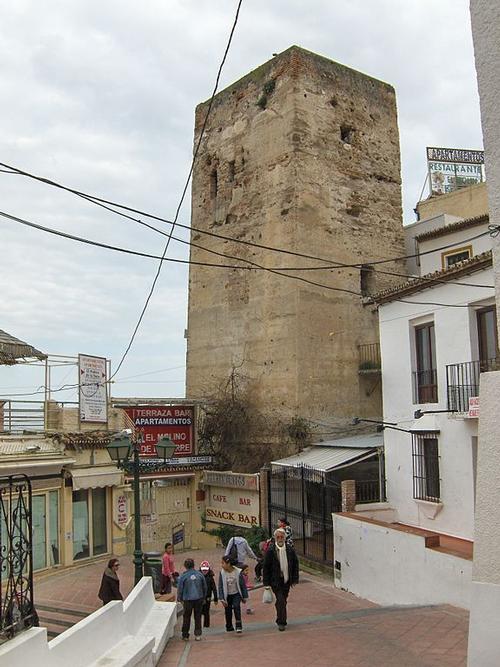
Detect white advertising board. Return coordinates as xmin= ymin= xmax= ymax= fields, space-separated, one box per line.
xmin=79 ymin=354 xmax=108 ymax=423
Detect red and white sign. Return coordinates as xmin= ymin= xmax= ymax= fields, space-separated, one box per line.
xmin=468 ymin=396 xmax=480 ymax=418
xmin=123 ymin=405 xmax=195 ymax=457
xmin=117 ymin=494 xmax=128 ymax=525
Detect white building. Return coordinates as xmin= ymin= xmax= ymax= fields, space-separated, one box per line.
xmin=333 ymin=202 xmax=496 ymax=609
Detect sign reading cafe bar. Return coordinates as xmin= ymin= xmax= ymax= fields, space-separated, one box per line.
xmin=204 ymin=471 xmax=260 ymax=528
xmin=427 ymin=146 xmax=485 ymax=195
xmin=123 ymin=405 xmax=195 ymax=457
xmin=79 ymin=354 xmax=108 ymax=423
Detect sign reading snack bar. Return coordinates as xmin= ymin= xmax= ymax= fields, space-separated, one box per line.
xmin=204 ymin=470 xmax=260 ymax=528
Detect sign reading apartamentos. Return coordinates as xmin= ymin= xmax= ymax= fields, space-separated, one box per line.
xmin=123 ymin=405 xmax=195 ymax=457
xmin=426 ymin=146 xmax=485 ymax=195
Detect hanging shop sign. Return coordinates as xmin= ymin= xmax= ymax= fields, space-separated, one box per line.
xmin=426 ymin=146 xmax=484 ymax=195
xmin=123 ymin=405 xmax=195 ymax=457
xmin=79 ymin=354 xmax=108 ymax=423
xmin=205 ymin=471 xmax=260 ymax=528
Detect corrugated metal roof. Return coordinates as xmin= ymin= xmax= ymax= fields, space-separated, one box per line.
xmin=0 ymin=329 xmax=46 ymax=365
xmin=313 ymin=432 xmax=383 ymax=449
xmin=272 ymin=446 xmax=376 ymax=472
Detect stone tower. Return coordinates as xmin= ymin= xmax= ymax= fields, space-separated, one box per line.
xmin=186 ymin=46 xmax=405 ymax=431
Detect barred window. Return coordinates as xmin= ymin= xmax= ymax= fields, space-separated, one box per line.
xmin=412 ymin=433 xmax=440 ymax=502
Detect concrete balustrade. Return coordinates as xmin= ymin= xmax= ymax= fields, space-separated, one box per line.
xmin=0 ymin=577 xmax=176 ymax=667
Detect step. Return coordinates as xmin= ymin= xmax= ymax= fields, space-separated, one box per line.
xmin=37 ymin=603 xmax=89 ymax=639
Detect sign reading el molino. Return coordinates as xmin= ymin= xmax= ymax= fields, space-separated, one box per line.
xmin=123 ymin=405 xmax=195 ymax=457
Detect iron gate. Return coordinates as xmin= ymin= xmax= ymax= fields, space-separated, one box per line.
xmin=267 ymin=464 xmax=341 ymax=565
xmin=0 ymin=475 xmax=38 ymax=643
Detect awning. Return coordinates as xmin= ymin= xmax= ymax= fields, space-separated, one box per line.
xmin=272 ymin=446 xmax=378 ymax=473
xmin=0 ymin=457 xmax=75 ymax=478
xmin=71 ymin=466 xmax=123 ymax=490
xmin=312 ymin=432 xmax=384 ymax=449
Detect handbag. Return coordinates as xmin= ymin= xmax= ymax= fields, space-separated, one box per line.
xmin=262 ymin=587 xmax=273 ymax=604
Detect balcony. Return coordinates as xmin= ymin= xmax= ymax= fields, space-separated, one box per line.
xmin=446 ymin=358 xmax=498 ymax=412
xmin=358 ymin=343 xmax=381 ymax=373
xmin=412 ymin=369 xmax=438 ymax=404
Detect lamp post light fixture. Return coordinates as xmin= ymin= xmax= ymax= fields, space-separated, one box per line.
xmin=106 ymin=432 xmax=176 ymax=585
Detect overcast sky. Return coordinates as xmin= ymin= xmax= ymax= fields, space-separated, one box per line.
xmin=0 ymin=0 xmax=483 ymax=402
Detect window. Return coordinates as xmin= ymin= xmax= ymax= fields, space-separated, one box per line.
xmin=441 ymin=245 xmax=472 ymax=269
xmin=360 ymin=265 xmax=375 ymax=296
xmin=477 ymin=306 xmax=498 ymax=370
xmin=72 ymin=488 xmax=108 ymax=560
xmin=32 ymin=491 xmax=59 ymax=571
xmin=412 ymin=433 xmax=440 ymax=502
xmin=413 ymin=322 xmax=438 ymax=403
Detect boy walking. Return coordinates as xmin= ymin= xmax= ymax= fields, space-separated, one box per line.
xmin=177 ymin=558 xmax=207 ymax=641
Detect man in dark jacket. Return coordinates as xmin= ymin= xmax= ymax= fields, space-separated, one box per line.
xmin=262 ymin=528 xmax=299 ymax=631
xmin=177 ymin=558 xmax=207 ymax=641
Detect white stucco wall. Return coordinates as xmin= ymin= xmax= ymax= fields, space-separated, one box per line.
xmin=333 ymin=514 xmax=472 ymax=608
xmin=469 ymin=4 xmax=500 ymax=664
xmin=379 ymin=269 xmax=494 ymax=538
xmin=418 ymin=222 xmax=492 ymax=275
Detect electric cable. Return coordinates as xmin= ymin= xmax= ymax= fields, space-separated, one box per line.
xmin=1 ymin=161 xmax=494 ymax=272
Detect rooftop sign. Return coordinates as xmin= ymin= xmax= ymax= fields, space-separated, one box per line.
xmin=426 ymin=146 xmax=484 ymax=195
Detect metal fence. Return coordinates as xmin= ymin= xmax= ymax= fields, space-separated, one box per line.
xmin=446 ymin=358 xmax=497 ymax=412
xmin=0 ymin=475 xmax=38 ymax=643
xmin=266 ymin=464 xmax=341 ymax=566
xmin=358 ymin=343 xmax=381 ymax=372
xmin=355 ymin=479 xmax=386 ymax=504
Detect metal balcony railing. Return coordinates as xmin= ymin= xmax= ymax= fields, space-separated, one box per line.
xmin=0 ymin=400 xmax=79 ymax=433
xmin=355 ymin=479 xmax=387 ymax=504
xmin=412 ymin=369 xmax=438 ymax=404
xmin=446 ymin=358 xmax=498 ymax=412
xmin=358 ymin=343 xmax=381 ymax=373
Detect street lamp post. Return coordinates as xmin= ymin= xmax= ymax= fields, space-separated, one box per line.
xmin=106 ymin=432 xmax=176 ymax=586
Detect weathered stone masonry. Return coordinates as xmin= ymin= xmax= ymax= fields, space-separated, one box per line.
xmin=186 ymin=46 xmax=406 ymax=430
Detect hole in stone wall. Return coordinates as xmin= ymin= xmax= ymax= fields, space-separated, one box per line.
xmin=210 ymin=169 xmax=218 ymax=199
xmin=228 ymin=160 xmax=235 ymax=183
xmin=360 ymin=264 xmax=375 ymax=296
xmin=340 ymin=125 xmax=354 ymax=144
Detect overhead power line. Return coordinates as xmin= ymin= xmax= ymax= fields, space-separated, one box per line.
xmin=0 ymin=209 xmax=362 ymax=296
xmin=0 ymin=162 xmax=494 ymax=272
xmin=1 ymin=162 xmax=495 ymax=291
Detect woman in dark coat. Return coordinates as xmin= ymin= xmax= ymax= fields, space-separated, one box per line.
xmin=98 ymin=558 xmax=123 ymax=605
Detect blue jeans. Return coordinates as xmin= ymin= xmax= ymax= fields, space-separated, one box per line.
xmin=225 ymin=593 xmax=242 ymax=630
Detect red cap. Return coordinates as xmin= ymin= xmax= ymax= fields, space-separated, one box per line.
xmin=200 ymin=560 xmax=210 ymax=572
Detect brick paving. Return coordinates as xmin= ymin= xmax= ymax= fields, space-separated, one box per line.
xmin=33 ymin=547 xmax=469 ymax=666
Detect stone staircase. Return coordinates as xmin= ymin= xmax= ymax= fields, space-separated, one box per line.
xmin=37 ymin=602 xmax=90 ymax=639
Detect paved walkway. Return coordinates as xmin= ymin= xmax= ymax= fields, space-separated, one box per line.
xmin=34 ymin=548 xmax=469 ymax=666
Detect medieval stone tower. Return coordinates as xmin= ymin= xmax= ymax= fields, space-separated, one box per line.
xmin=186 ymin=46 xmax=405 ymax=432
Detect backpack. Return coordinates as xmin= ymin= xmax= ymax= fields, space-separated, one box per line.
xmin=228 ymin=537 xmax=238 ymax=565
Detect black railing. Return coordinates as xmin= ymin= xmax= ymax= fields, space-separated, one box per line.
xmin=358 ymin=343 xmax=381 ymax=372
xmin=412 ymin=369 xmax=438 ymax=404
xmin=0 ymin=475 xmax=38 ymax=643
xmin=267 ymin=464 xmax=341 ymax=566
xmin=355 ymin=479 xmax=386 ymax=504
xmin=446 ymin=358 xmax=497 ymax=412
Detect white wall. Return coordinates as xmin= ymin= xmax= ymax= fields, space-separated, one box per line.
xmin=418 ymin=222 xmax=492 ymax=275
xmin=379 ymin=270 xmax=494 ymax=538
xmin=333 ymin=514 xmax=472 ymax=608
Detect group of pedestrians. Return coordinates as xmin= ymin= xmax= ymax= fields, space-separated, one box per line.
xmin=177 ymin=519 xmax=299 ymax=641
xmin=97 ymin=517 xmax=300 ymax=642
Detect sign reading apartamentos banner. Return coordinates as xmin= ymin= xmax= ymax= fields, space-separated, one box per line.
xmin=79 ymin=354 xmax=108 ymax=423
xmin=426 ymin=146 xmax=484 ymax=195
xmin=123 ymin=405 xmax=195 ymax=457
xmin=204 ymin=470 xmax=260 ymax=528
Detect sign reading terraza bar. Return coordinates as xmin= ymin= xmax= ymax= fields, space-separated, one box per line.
xmin=123 ymin=405 xmax=195 ymax=457
xmin=426 ymin=146 xmax=485 ymax=195
xmin=204 ymin=470 xmax=260 ymax=528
